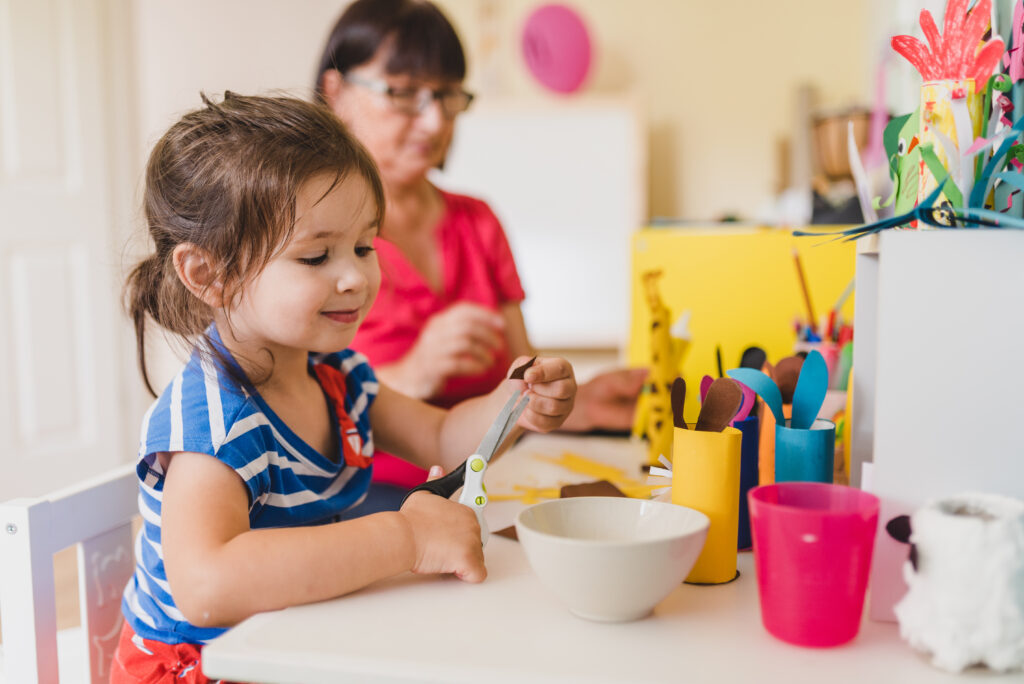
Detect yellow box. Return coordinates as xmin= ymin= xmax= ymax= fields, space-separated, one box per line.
xmin=629 ymin=226 xmax=857 ymax=426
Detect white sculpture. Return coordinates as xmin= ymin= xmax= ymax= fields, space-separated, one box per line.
xmin=889 ymin=492 xmax=1024 ymax=673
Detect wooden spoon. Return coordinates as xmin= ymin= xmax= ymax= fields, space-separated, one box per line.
xmin=671 ymin=377 xmax=687 ymax=429
xmin=695 ymin=378 xmax=743 ymax=432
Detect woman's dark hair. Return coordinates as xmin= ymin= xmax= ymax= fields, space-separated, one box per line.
xmin=313 ymin=0 xmax=466 ymax=100
xmin=125 ymin=92 xmax=385 ymax=396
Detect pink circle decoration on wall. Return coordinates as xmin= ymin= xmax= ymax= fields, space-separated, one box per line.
xmin=521 ymin=4 xmax=592 ymax=94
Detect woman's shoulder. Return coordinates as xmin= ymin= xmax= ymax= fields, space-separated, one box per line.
xmin=437 ymin=188 xmax=508 ymax=248
xmin=438 ymin=188 xmax=500 ymax=223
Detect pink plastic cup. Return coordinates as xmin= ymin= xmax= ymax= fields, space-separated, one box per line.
xmin=748 ymin=482 xmax=879 ymax=647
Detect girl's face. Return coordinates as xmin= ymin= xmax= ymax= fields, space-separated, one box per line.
xmin=226 ymin=173 xmax=381 ymax=361
xmin=325 ymin=49 xmax=460 ymax=187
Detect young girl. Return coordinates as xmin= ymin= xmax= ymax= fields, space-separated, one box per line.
xmin=112 ymin=92 xmax=576 ymax=681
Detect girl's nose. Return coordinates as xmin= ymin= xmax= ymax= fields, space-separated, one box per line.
xmin=335 ymin=262 xmax=368 ymax=293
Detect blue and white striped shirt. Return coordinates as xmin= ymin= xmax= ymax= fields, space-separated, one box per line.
xmin=121 ymin=344 xmax=378 ymax=645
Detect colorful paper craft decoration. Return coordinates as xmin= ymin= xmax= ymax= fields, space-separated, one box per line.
xmin=805 ymin=0 xmax=1024 ymax=240
xmin=632 ymin=270 xmax=689 ymax=465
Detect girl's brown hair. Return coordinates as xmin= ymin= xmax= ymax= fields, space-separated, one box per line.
xmin=126 ymin=92 xmax=385 ymax=396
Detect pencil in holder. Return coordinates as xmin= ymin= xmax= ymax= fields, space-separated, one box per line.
xmin=671 ymin=426 xmax=742 ymax=584
xmin=774 ymin=418 xmax=836 ymax=484
xmin=734 ymin=414 xmax=760 ymax=549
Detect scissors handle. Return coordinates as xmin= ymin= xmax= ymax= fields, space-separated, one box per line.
xmin=398 ymin=454 xmax=491 ymax=545
xmin=400 ymin=461 xmax=466 ymax=506
xmin=458 ymin=453 xmax=491 ymax=545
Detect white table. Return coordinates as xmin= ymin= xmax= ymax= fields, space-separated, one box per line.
xmin=202 ymin=435 xmax=1008 ymax=683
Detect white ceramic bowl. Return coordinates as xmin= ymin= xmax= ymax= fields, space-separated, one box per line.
xmin=515 ymin=497 xmax=710 ymax=622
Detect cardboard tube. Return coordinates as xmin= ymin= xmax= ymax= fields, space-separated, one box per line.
xmin=774 ymin=419 xmax=836 ymax=483
xmin=734 ymin=415 xmax=760 ymax=549
xmin=917 ymin=78 xmax=983 ymax=210
xmin=758 ymin=403 xmax=792 ymax=486
xmin=672 ymin=426 xmax=742 ymax=583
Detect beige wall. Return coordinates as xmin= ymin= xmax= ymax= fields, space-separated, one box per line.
xmin=135 ymin=0 xmax=871 ymax=224
xmin=436 ymin=0 xmax=871 ymax=220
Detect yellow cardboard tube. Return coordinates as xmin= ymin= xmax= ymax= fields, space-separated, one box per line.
xmin=671 ymin=426 xmax=742 ymax=584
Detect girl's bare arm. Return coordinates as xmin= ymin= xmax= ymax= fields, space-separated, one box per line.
xmin=160 ymin=450 xmax=484 ymax=628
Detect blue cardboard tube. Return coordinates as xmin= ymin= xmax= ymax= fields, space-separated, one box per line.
xmin=774 ymin=419 xmax=835 ymax=483
xmin=734 ymin=414 xmax=759 ymax=549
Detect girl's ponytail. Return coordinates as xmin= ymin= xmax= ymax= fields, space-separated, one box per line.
xmin=125 ymin=254 xmax=166 ymax=397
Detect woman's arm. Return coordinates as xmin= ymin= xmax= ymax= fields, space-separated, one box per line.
xmin=160 ymin=451 xmax=485 ymax=628
xmin=499 ymin=301 xmax=534 ymax=359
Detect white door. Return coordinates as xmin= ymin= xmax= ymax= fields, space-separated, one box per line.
xmin=0 ymin=0 xmax=136 ymax=500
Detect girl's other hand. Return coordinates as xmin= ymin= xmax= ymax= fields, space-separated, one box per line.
xmin=398 ymin=465 xmax=487 ymax=583
xmin=509 ymin=356 xmax=576 ymax=433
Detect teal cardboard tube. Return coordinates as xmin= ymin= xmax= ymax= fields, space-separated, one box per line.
xmin=774 ymin=419 xmax=835 ymax=483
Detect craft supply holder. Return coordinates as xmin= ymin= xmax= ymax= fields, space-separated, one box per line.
xmin=734 ymin=415 xmax=760 ymax=549
xmin=775 ymin=418 xmax=835 ymax=483
xmin=672 ymin=426 xmax=741 ymax=583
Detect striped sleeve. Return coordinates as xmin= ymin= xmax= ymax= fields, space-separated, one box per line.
xmin=138 ymin=356 xmax=272 ymax=507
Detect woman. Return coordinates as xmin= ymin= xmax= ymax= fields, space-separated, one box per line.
xmin=315 ymin=0 xmax=645 ymax=509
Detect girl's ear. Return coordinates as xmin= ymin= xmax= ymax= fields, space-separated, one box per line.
xmin=172 ymin=243 xmax=224 ymax=308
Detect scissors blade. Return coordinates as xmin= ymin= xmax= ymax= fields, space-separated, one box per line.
xmin=492 ymin=394 xmax=529 ymax=455
xmin=475 ymin=391 xmax=527 ymax=462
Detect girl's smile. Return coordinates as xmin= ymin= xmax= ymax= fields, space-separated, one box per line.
xmin=322 ymin=309 xmax=362 ymax=324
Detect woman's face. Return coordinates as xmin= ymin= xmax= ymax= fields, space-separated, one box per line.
xmin=324 ymin=49 xmax=460 ymax=188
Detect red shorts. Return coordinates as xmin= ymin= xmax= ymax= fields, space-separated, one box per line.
xmin=110 ymin=621 xmax=248 ymax=684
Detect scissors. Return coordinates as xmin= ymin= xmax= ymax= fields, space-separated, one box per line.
xmin=401 ymin=389 xmax=530 ymax=544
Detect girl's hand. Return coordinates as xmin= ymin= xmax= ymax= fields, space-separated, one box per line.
xmin=509 ymin=356 xmax=577 ymax=432
xmin=398 ymin=466 xmax=487 ymax=583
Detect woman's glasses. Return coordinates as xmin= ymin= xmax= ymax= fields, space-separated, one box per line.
xmin=343 ymin=73 xmax=474 ymax=118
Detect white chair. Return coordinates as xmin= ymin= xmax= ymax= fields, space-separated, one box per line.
xmin=0 ymin=464 xmax=138 ymax=684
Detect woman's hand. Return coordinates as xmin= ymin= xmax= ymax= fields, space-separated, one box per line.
xmin=509 ymin=356 xmax=577 ymax=432
xmin=398 ymin=302 xmax=506 ymax=399
xmin=398 ymin=466 xmax=487 ymax=582
xmin=560 ymin=368 xmax=648 ymax=433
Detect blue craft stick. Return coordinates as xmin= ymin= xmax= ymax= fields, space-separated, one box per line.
xmin=791 ymin=349 xmax=828 ymax=430
xmin=727 ymin=368 xmax=783 ymax=425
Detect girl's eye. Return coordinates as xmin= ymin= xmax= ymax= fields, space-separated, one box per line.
xmin=298 ymin=251 xmax=328 ymax=266
xmin=355 ymin=245 xmax=376 ymax=257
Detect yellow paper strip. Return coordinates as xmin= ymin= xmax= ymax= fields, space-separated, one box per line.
xmin=532 ymin=451 xmax=628 ymax=482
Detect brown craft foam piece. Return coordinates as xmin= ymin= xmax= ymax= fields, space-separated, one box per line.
xmin=510 ymin=356 xmax=538 ymax=380
xmin=695 ymin=377 xmax=743 ymax=432
xmin=493 ymin=480 xmax=627 ymax=540
xmin=671 ymin=377 xmax=687 ymax=429
xmin=559 ymin=480 xmax=627 ymax=499
xmin=774 ymin=355 xmax=804 ymax=405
